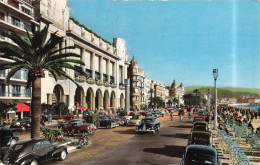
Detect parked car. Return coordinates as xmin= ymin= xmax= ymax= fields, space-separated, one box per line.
xmin=63 ymin=115 xmax=77 ymax=123
xmin=193 ymin=115 xmax=206 ymax=123
xmin=120 ymin=116 xmax=133 ymax=125
xmin=3 ymin=138 xmax=68 ymax=165
xmin=136 ymin=117 xmax=161 ymax=134
xmin=191 ymin=121 xmax=210 ymax=132
xmin=198 ymin=110 xmax=207 ymax=116
xmin=0 ymin=127 xmax=19 ymax=147
xmin=9 ymin=117 xmax=31 ymax=131
xmin=63 ymin=120 xmax=96 ymax=135
xmin=181 ymin=144 xmax=220 ymax=165
xmin=188 ymin=131 xmax=213 ymax=146
xmin=139 ymin=112 xmax=150 ymax=117
xmin=98 ymin=115 xmax=116 ymax=128
xmin=128 ymin=116 xmax=142 ymax=126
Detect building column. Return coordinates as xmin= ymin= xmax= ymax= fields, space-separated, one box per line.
xmin=81 ymin=48 xmax=86 ymax=69
xmin=47 ymin=93 xmax=53 ymax=104
xmin=91 ymin=52 xmax=95 ymax=79
xmin=61 ymin=40 xmax=66 ymax=53
xmin=82 ymin=96 xmax=86 ymax=108
xmin=107 ymin=60 xmax=110 ymax=83
xmin=92 ymin=94 xmax=95 ymax=110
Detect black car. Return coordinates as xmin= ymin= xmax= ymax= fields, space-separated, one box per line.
xmin=98 ymin=115 xmax=116 ymax=128
xmin=181 ymin=144 xmax=220 ymax=165
xmin=0 ymin=127 xmax=19 ymax=147
xmin=9 ymin=117 xmax=31 ymax=131
xmin=3 ymin=138 xmax=68 ymax=165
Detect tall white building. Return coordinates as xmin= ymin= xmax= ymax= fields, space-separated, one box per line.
xmin=0 ymin=0 xmax=129 ymax=115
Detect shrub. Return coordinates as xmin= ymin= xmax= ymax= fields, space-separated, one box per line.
xmin=42 ymin=128 xmax=63 ymax=141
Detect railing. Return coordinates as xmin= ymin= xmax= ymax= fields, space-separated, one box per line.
xmin=110 ymin=76 xmax=115 ymax=84
xmin=103 ymin=74 xmax=108 ymax=82
xmin=2 ymin=17 xmax=32 ymax=32
xmin=0 ymin=92 xmax=31 ymax=97
xmin=86 ymin=69 xmax=92 ymax=78
xmin=95 ymin=71 xmax=101 ymax=80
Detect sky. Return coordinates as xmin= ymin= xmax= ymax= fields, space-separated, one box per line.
xmin=68 ymin=0 xmax=260 ymax=88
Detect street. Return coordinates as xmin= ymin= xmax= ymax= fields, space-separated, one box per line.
xmin=49 ymin=113 xmax=192 ymax=165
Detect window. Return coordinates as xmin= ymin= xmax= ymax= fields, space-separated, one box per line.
xmin=21 ymin=6 xmax=31 ymax=15
xmin=23 ymin=70 xmax=28 ymax=80
xmin=25 ymin=87 xmax=31 ymax=97
xmin=11 ymin=16 xmax=21 ymax=27
xmin=12 ymin=70 xmax=21 ymax=79
xmin=42 ymin=140 xmax=52 ymax=148
xmin=23 ymin=22 xmax=32 ymax=32
xmin=0 ymin=84 xmax=6 ymax=96
xmin=12 ymin=85 xmax=21 ymax=97
xmin=0 ymin=12 xmax=4 ymax=21
xmin=33 ymin=142 xmax=43 ymax=151
xmin=119 ymin=66 xmax=123 ymax=84
xmin=0 ymin=69 xmax=5 ymax=77
xmin=8 ymin=0 xmax=19 ymax=8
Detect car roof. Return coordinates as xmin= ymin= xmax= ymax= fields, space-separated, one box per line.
xmin=191 ymin=130 xmax=211 ymax=135
xmin=15 ymin=137 xmax=47 ymax=145
xmin=186 ymin=144 xmax=217 ymax=152
xmin=193 ymin=121 xmax=208 ymax=124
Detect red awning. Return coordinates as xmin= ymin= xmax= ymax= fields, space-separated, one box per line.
xmin=16 ymin=103 xmax=30 ymax=112
xmin=75 ymin=106 xmax=86 ymax=110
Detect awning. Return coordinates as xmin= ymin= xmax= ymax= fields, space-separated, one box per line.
xmin=16 ymin=103 xmax=30 ymax=112
xmin=75 ymin=106 xmax=86 ymax=110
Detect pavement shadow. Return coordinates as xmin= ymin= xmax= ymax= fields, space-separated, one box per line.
xmin=143 ymin=145 xmax=186 ymax=158
xmin=169 ymin=125 xmax=192 ymax=129
xmin=160 ymin=133 xmax=190 ymax=139
xmin=113 ymin=129 xmax=136 ymax=134
xmin=184 ymin=120 xmax=193 ymax=123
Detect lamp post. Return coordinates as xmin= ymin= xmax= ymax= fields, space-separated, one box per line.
xmin=213 ymin=69 xmax=218 ymax=130
xmin=125 ymin=79 xmax=130 ymax=113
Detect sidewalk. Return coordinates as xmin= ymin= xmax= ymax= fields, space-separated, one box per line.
xmin=211 ymin=121 xmax=260 ymax=165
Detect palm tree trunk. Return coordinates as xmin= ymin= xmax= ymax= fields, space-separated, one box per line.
xmin=31 ymin=77 xmax=41 ymax=138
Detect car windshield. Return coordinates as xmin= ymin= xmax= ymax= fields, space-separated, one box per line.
xmin=67 ymin=122 xmax=79 ymax=126
xmin=185 ymin=148 xmax=216 ymax=164
xmin=142 ymin=119 xmax=153 ymax=123
xmin=193 ymin=124 xmax=207 ymax=131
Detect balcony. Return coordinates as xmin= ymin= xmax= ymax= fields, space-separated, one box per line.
xmin=0 ymin=0 xmax=34 ymax=20
xmin=103 ymin=74 xmax=108 ymax=82
xmin=110 ymin=76 xmax=115 ymax=84
xmin=86 ymin=69 xmax=92 ymax=78
xmin=119 ymin=83 xmax=125 ymax=90
xmin=95 ymin=71 xmax=101 ymax=81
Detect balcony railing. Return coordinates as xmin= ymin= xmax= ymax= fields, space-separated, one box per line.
xmin=86 ymin=69 xmax=92 ymax=78
xmin=103 ymin=74 xmax=108 ymax=82
xmin=110 ymin=76 xmax=115 ymax=84
xmin=95 ymin=71 xmax=101 ymax=80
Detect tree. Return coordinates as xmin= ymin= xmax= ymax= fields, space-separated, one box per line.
xmin=192 ymin=89 xmax=200 ymax=96
xmin=54 ymin=102 xmax=69 ymax=119
xmin=173 ymin=98 xmax=179 ymax=107
xmin=0 ymin=26 xmax=87 ymax=138
xmin=148 ymin=89 xmax=154 ymax=108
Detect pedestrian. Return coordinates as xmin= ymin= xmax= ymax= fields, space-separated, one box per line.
xmin=48 ymin=113 xmax=53 ymax=124
xmin=170 ymin=112 xmax=173 ymax=121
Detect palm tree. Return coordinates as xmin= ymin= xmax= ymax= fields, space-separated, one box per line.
xmin=148 ymin=88 xmax=154 ymax=108
xmin=0 ymin=26 xmax=87 ymax=138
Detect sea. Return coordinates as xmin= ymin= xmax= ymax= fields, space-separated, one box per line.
xmin=234 ymin=105 xmax=260 ymax=111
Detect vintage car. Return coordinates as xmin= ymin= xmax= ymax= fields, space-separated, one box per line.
xmin=63 ymin=120 xmax=96 ymax=135
xmin=128 ymin=116 xmax=142 ymax=126
xmin=0 ymin=127 xmax=19 ymax=147
xmin=9 ymin=117 xmax=32 ymax=132
xmin=191 ymin=121 xmax=210 ymax=132
xmin=136 ymin=117 xmax=161 ymax=134
xmin=120 ymin=115 xmax=133 ymax=125
xmin=3 ymin=138 xmax=68 ymax=165
xmin=139 ymin=112 xmax=150 ymax=117
xmin=63 ymin=115 xmax=77 ymax=123
xmin=98 ymin=115 xmax=117 ymax=128
xmin=188 ymin=131 xmax=213 ymax=146
xmin=193 ymin=115 xmax=206 ymax=123
xmin=181 ymin=144 xmax=220 ymax=165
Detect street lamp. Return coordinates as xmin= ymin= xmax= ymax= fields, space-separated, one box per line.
xmin=213 ymin=69 xmax=218 ymax=130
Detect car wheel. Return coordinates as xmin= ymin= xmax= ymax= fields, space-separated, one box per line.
xmin=30 ymin=159 xmax=38 ymax=165
xmin=21 ymin=126 xmax=26 ymax=131
xmin=106 ymin=124 xmax=111 ymax=129
xmin=59 ymin=149 xmax=67 ymax=161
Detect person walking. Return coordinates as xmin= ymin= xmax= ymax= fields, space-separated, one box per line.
xmin=170 ymin=112 xmax=173 ymax=121
xmin=48 ymin=113 xmax=53 ymax=124
xmin=179 ymin=109 xmax=183 ymax=121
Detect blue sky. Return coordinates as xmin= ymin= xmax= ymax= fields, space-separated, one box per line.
xmin=68 ymin=0 xmax=260 ymax=88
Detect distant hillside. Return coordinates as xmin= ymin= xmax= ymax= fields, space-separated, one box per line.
xmin=185 ymin=86 xmax=260 ymax=99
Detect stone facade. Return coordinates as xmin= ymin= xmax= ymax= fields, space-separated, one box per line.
xmin=0 ymin=0 xmax=129 ymax=113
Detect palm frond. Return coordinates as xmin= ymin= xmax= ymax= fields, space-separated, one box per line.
xmin=5 ymin=66 xmax=23 ymax=83
xmin=44 ymin=52 xmax=81 ymax=63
